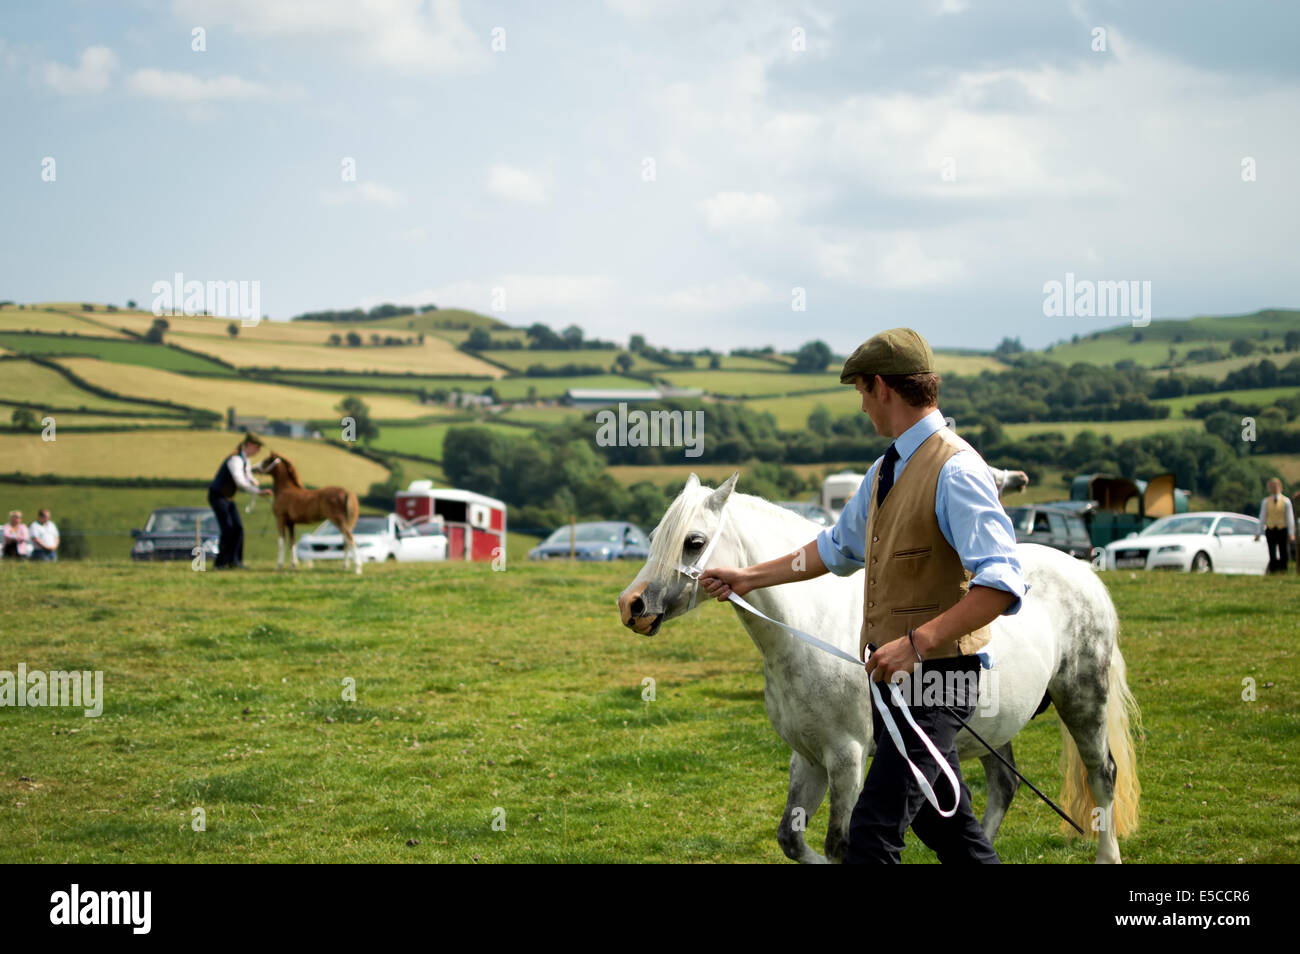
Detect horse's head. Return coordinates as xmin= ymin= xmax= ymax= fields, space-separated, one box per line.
xmin=618 ymin=472 xmax=738 ymax=636
xmin=255 ymin=452 xmax=301 ymax=487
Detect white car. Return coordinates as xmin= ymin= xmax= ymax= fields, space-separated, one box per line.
xmin=295 ymin=514 xmax=448 ymax=564
xmin=1100 ymin=512 xmax=1268 ymax=574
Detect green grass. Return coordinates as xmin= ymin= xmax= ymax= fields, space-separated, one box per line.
xmin=483 ymin=349 xmax=669 ymax=372
xmin=661 ymin=370 xmax=841 ymax=397
xmin=746 ymin=391 xmax=858 ymax=428
xmin=0 ymin=333 xmax=234 ymax=375
xmin=369 ymin=421 xmax=525 ymax=460
xmin=0 ymin=563 xmax=1294 ymax=862
xmin=1156 ymin=386 xmax=1300 ymax=416
xmin=0 ymin=359 xmax=184 ymax=415
xmin=1002 ymin=418 xmax=1204 ymax=441
xmin=264 ymin=372 xmax=645 ymax=401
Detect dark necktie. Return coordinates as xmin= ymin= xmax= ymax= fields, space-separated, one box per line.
xmin=876 ymin=443 xmax=900 ymax=508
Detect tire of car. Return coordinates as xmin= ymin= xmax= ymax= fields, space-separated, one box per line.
xmin=1191 ymin=551 xmax=1212 ymax=573
xmin=386 ymin=553 xmax=396 ymax=561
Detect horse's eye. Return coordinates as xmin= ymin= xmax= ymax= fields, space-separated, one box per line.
xmin=685 ymin=533 xmax=706 ymax=550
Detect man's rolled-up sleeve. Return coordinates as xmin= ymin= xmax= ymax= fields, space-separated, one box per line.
xmin=937 ymin=455 xmax=1028 ymax=615
xmin=816 ymin=467 xmax=871 ymax=576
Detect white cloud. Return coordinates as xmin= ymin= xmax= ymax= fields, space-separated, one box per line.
xmin=699 ymin=191 xmax=782 ymax=229
xmin=320 ymin=181 xmax=405 ymax=207
xmin=365 ymin=275 xmax=617 ymax=314
xmin=815 ymin=233 xmax=968 ymax=289
xmin=171 ymin=0 xmax=488 ymax=75
xmin=656 ymin=275 xmax=776 ymax=311
xmin=127 ymin=68 xmax=276 ymax=101
xmin=485 ymin=164 xmax=548 ymax=204
xmin=43 ymin=46 xmax=117 ymax=94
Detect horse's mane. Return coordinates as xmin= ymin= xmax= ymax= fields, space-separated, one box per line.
xmin=268 ymin=451 xmax=304 ymax=488
xmin=644 ymin=481 xmax=820 ymax=588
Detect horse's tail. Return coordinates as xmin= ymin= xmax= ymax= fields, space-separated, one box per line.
xmin=1058 ymin=643 xmax=1142 ymax=838
xmin=344 ymin=491 xmax=358 ymax=530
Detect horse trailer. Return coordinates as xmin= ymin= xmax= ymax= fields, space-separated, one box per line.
xmin=394 ymin=480 xmax=506 ymax=562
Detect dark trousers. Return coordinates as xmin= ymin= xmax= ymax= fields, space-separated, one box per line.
xmin=208 ymin=489 xmax=243 ymax=567
xmin=846 ymin=655 xmax=1000 ymax=864
xmin=1264 ymin=527 xmax=1289 ymax=574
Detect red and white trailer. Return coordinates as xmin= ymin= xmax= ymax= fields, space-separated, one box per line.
xmin=394 ymin=480 xmax=506 ymax=562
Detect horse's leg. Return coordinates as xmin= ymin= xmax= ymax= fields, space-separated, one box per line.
xmin=777 ymin=751 xmax=829 ymax=864
xmin=275 ymin=520 xmax=286 ymax=570
xmin=978 ymin=742 xmax=1021 ymax=843
xmin=341 ymin=526 xmax=360 ymax=575
xmin=288 ymin=523 xmax=298 ymax=568
xmin=823 ymin=741 xmax=865 ymax=863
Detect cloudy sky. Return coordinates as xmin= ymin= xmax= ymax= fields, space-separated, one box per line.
xmin=3 ymin=0 xmax=1298 ymax=352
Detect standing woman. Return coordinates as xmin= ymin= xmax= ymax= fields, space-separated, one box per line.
xmin=3 ymin=511 xmax=33 ymax=559
xmin=208 ymin=432 xmax=272 ymax=570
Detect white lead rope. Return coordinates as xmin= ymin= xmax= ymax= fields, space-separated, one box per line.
xmin=723 ymin=591 xmax=961 ymax=818
xmin=676 ymin=512 xmax=960 ymax=818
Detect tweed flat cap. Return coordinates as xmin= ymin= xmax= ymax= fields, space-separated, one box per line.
xmin=839 ymin=327 xmax=935 ymax=384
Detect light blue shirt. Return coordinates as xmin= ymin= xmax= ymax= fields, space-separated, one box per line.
xmin=816 ymin=409 xmax=1028 ymax=615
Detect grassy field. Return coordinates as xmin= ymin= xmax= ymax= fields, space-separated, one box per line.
xmin=747 ymin=391 xmax=858 ymax=428
xmin=0 ymin=360 xmax=183 ymax=415
xmin=158 ymin=333 xmax=504 ymax=377
xmin=661 ymin=370 xmax=841 ymax=397
xmin=264 ymin=372 xmax=643 ymax=401
xmin=0 ymin=414 xmax=191 ymax=431
xmin=0 ymin=430 xmax=390 ymax=486
xmin=1002 ymin=418 xmax=1204 ymax=441
xmin=57 ymin=358 xmax=436 ymax=422
xmin=369 ymin=421 xmax=524 ymax=460
xmin=1155 ymin=386 xmax=1300 ymax=416
xmin=0 ymin=307 xmax=131 ymax=337
xmin=0 ymin=333 xmax=235 ymax=375
xmin=481 ymin=349 xmax=668 ymax=373
xmin=0 ymin=562 xmax=1294 ymax=863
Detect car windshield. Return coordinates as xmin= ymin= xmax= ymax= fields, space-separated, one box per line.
xmin=1005 ymin=507 xmax=1033 ymax=533
xmin=1141 ymin=515 xmax=1214 ymax=536
xmin=546 ymin=524 xmax=623 ymax=544
xmin=149 ymin=511 xmax=217 ymax=534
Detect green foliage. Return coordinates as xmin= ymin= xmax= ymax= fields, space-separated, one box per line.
xmin=792 ymin=340 xmax=832 ymax=374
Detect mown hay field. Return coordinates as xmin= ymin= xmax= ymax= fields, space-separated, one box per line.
xmin=55 ymin=358 xmax=437 ymax=422
xmin=0 ymin=430 xmax=389 ymax=487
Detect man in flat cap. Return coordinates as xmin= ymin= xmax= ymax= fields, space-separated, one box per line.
xmin=701 ymin=327 xmax=1025 ymax=863
xmin=208 ymin=432 xmax=272 ymax=570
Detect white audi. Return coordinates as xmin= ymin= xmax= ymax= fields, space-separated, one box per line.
xmin=1100 ymin=512 xmax=1268 ymax=574
xmin=296 ymin=514 xmax=448 ymax=565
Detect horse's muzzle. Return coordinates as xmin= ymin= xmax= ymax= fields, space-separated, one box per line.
xmin=618 ymin=582 xmax=664 ymax=636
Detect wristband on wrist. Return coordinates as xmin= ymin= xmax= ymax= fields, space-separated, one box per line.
xmin=907 ymin=628 xmax=924 ymax=663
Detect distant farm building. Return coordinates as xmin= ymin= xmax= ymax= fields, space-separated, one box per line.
xmin=227 ymin=408 xmax=320 ymax=439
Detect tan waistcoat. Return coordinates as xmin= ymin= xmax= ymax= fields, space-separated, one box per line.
xmin=859 ymin=426 xmax=994 ymax=662
xmin=1264 ymin=496 xmax=1288 ymax=529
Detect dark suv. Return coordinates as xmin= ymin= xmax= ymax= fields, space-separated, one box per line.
xmin=1004 ymin=505 xmax=1093 ymax=560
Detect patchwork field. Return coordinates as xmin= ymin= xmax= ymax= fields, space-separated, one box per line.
xmin=156 ymin=333 xmax=505 ymax=377
xmin=0 ymin=307 xmax=130 ymax=337
xmin=0 ymin=562 xmax=1293 ymax=863
xmin=481 ymin=348 xmax=668 ymax=373
xmin=56 ymin=358 xmax=437 ymax=422
xmin=369 ymin=421 xmax=526 ymax=460
xmin=0 ymin=430 xmax=389 ymax=487
xmin=0 ymin=360 xmax=182 ymax=415
xmin=0 ymin=334 xmax=234 ymax=375
xmin=1002 ymin=418 xmax=1205 ymax=441
xmin=1156 ymin=386 xmax=1300 ymax=416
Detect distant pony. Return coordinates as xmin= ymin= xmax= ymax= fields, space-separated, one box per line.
xmin=254 ymin=452 xmax=361 ymax=574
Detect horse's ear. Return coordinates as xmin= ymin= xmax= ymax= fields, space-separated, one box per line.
xmin=704 ymin=472 xmax=738 ymax=512
xmin=684 ymin=473 xmax=700 ymax=493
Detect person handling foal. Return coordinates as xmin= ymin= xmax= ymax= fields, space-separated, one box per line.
xmin=207 ymin=431 xmax=272 ymax=570
xmin=700 ymin=328 xmax=1027 ymax=863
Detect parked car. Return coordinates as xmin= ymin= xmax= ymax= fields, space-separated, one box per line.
xmin=778 ymin=501 xmax=834 ymax=527
xmin=295 ymin=513 xmax=447 ymax=564
xmin=528 ymin=522 xmax=649 ymax=561
xmin=1004 ymin=505 xmax=1093 ymax=560
xmin=1098 ymin=512 xmax=1268 ymax=574
xmin=131 ymin=507 xmax=219 ymax=561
